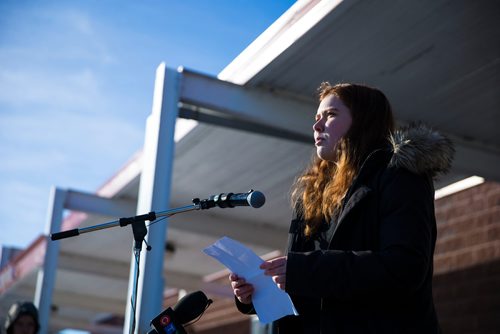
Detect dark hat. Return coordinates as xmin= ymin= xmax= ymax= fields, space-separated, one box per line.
xmin=4 ymin=301 xmax=40 ymax=334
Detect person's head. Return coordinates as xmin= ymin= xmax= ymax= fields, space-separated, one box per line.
xmin=314 ymin=82 xmax=395 ymax=164
xmin=4 ymin=302 xmax=39 ymax=334
xmin=313 ymin=92 xmax=352 ymax=161
xmin=293 ymin=82 xmax=395 ymax=236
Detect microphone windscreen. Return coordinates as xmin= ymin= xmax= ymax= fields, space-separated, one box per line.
xmin=172 ymin=291 xmax=210 ymax=325
xmin=248 ymin=190 xmax=265 ymax=208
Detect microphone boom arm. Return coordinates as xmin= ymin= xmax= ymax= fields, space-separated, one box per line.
xmin=50 ymin=189 xmax=264 ymax=241
xmin=51 ymin=202 xmax=202 ymax=241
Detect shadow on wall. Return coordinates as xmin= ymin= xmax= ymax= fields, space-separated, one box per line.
xmin=434 ymin=257 xmax=500 ymax=334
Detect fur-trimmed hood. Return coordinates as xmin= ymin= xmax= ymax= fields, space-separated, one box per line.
xmin=388 ymin=123 xmax=455 ymax=178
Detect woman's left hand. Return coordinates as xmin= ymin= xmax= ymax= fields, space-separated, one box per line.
xmin=260 ymin=256 xmax=287 ymax=290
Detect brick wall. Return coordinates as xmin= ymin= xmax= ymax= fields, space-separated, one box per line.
xmin=433 ymin=181 xmax=500 ymax=334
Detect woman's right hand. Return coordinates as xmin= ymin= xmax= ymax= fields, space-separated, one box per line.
xmin=229 ymin=273 xmax=254 ymax=304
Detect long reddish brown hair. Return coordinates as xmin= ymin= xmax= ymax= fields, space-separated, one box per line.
xmin=291 ymin=82 xmax=395 ymax=237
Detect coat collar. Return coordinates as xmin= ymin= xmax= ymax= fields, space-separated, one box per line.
xmin=328 ymin=149 xmax=391 ymax=242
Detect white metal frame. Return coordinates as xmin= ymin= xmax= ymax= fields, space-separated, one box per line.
xmin=34 ymin=62 xmax=314 ymax=333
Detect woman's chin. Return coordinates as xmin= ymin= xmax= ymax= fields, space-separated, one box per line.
xmin=316 ymin=147 xmax=336 ymax=162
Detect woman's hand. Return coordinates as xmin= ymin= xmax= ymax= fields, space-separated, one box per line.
xmin=260 ymin=256 xmax=287 ymax=290
xmin=229 ymin=273 xmax=254 ymax=304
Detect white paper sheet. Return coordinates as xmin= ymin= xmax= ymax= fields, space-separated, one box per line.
xmin=203 ymin=236 xmax=298 ymax=324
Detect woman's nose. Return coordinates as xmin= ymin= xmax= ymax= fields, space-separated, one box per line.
xmin=313 ymin=118 xmax=323 ymax=132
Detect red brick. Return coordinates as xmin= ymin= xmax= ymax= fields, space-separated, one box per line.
xmin=472 ymin=242 xmax=496 ymax=263
xmin=486 ymin=188 xmax=500 ymax=208
xmin=487 ymin=206 xmax=500 ymax=224
xmin=456 ymin=249 xmax=474 ymax=268
xmin=434 ymin=253 xmax=453 ymax=274
xmin=487 ymin=223 xmax=500 ymax=240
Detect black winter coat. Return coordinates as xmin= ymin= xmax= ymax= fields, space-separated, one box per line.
xmin=237 ymin=125 xmax=454 ymax=334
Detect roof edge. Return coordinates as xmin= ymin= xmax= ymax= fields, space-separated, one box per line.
xmin=217 ymin=0 xmax=343 ymax=84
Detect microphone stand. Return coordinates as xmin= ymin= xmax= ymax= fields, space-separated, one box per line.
xmin=50 ymin=197 xmax=216 ymax=334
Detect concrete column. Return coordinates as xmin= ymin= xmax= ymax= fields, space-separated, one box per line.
xmin=123 ymin=63 xmax=180 ymax=334
xmin=34 ymin=186 xmax=67 ymax=334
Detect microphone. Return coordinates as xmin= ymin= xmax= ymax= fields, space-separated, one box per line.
xmin=198 ymin=190 xmax=266 ymax=209
xmin=149 ymin=290 xmax=212 ymax=334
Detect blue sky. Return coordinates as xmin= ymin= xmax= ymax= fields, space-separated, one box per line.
xmin=0 ymin=0 xmax=295 ymax=249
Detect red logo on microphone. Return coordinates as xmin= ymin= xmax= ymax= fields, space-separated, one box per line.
xmin=160 ymin=315 xmax=171 ymax=326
